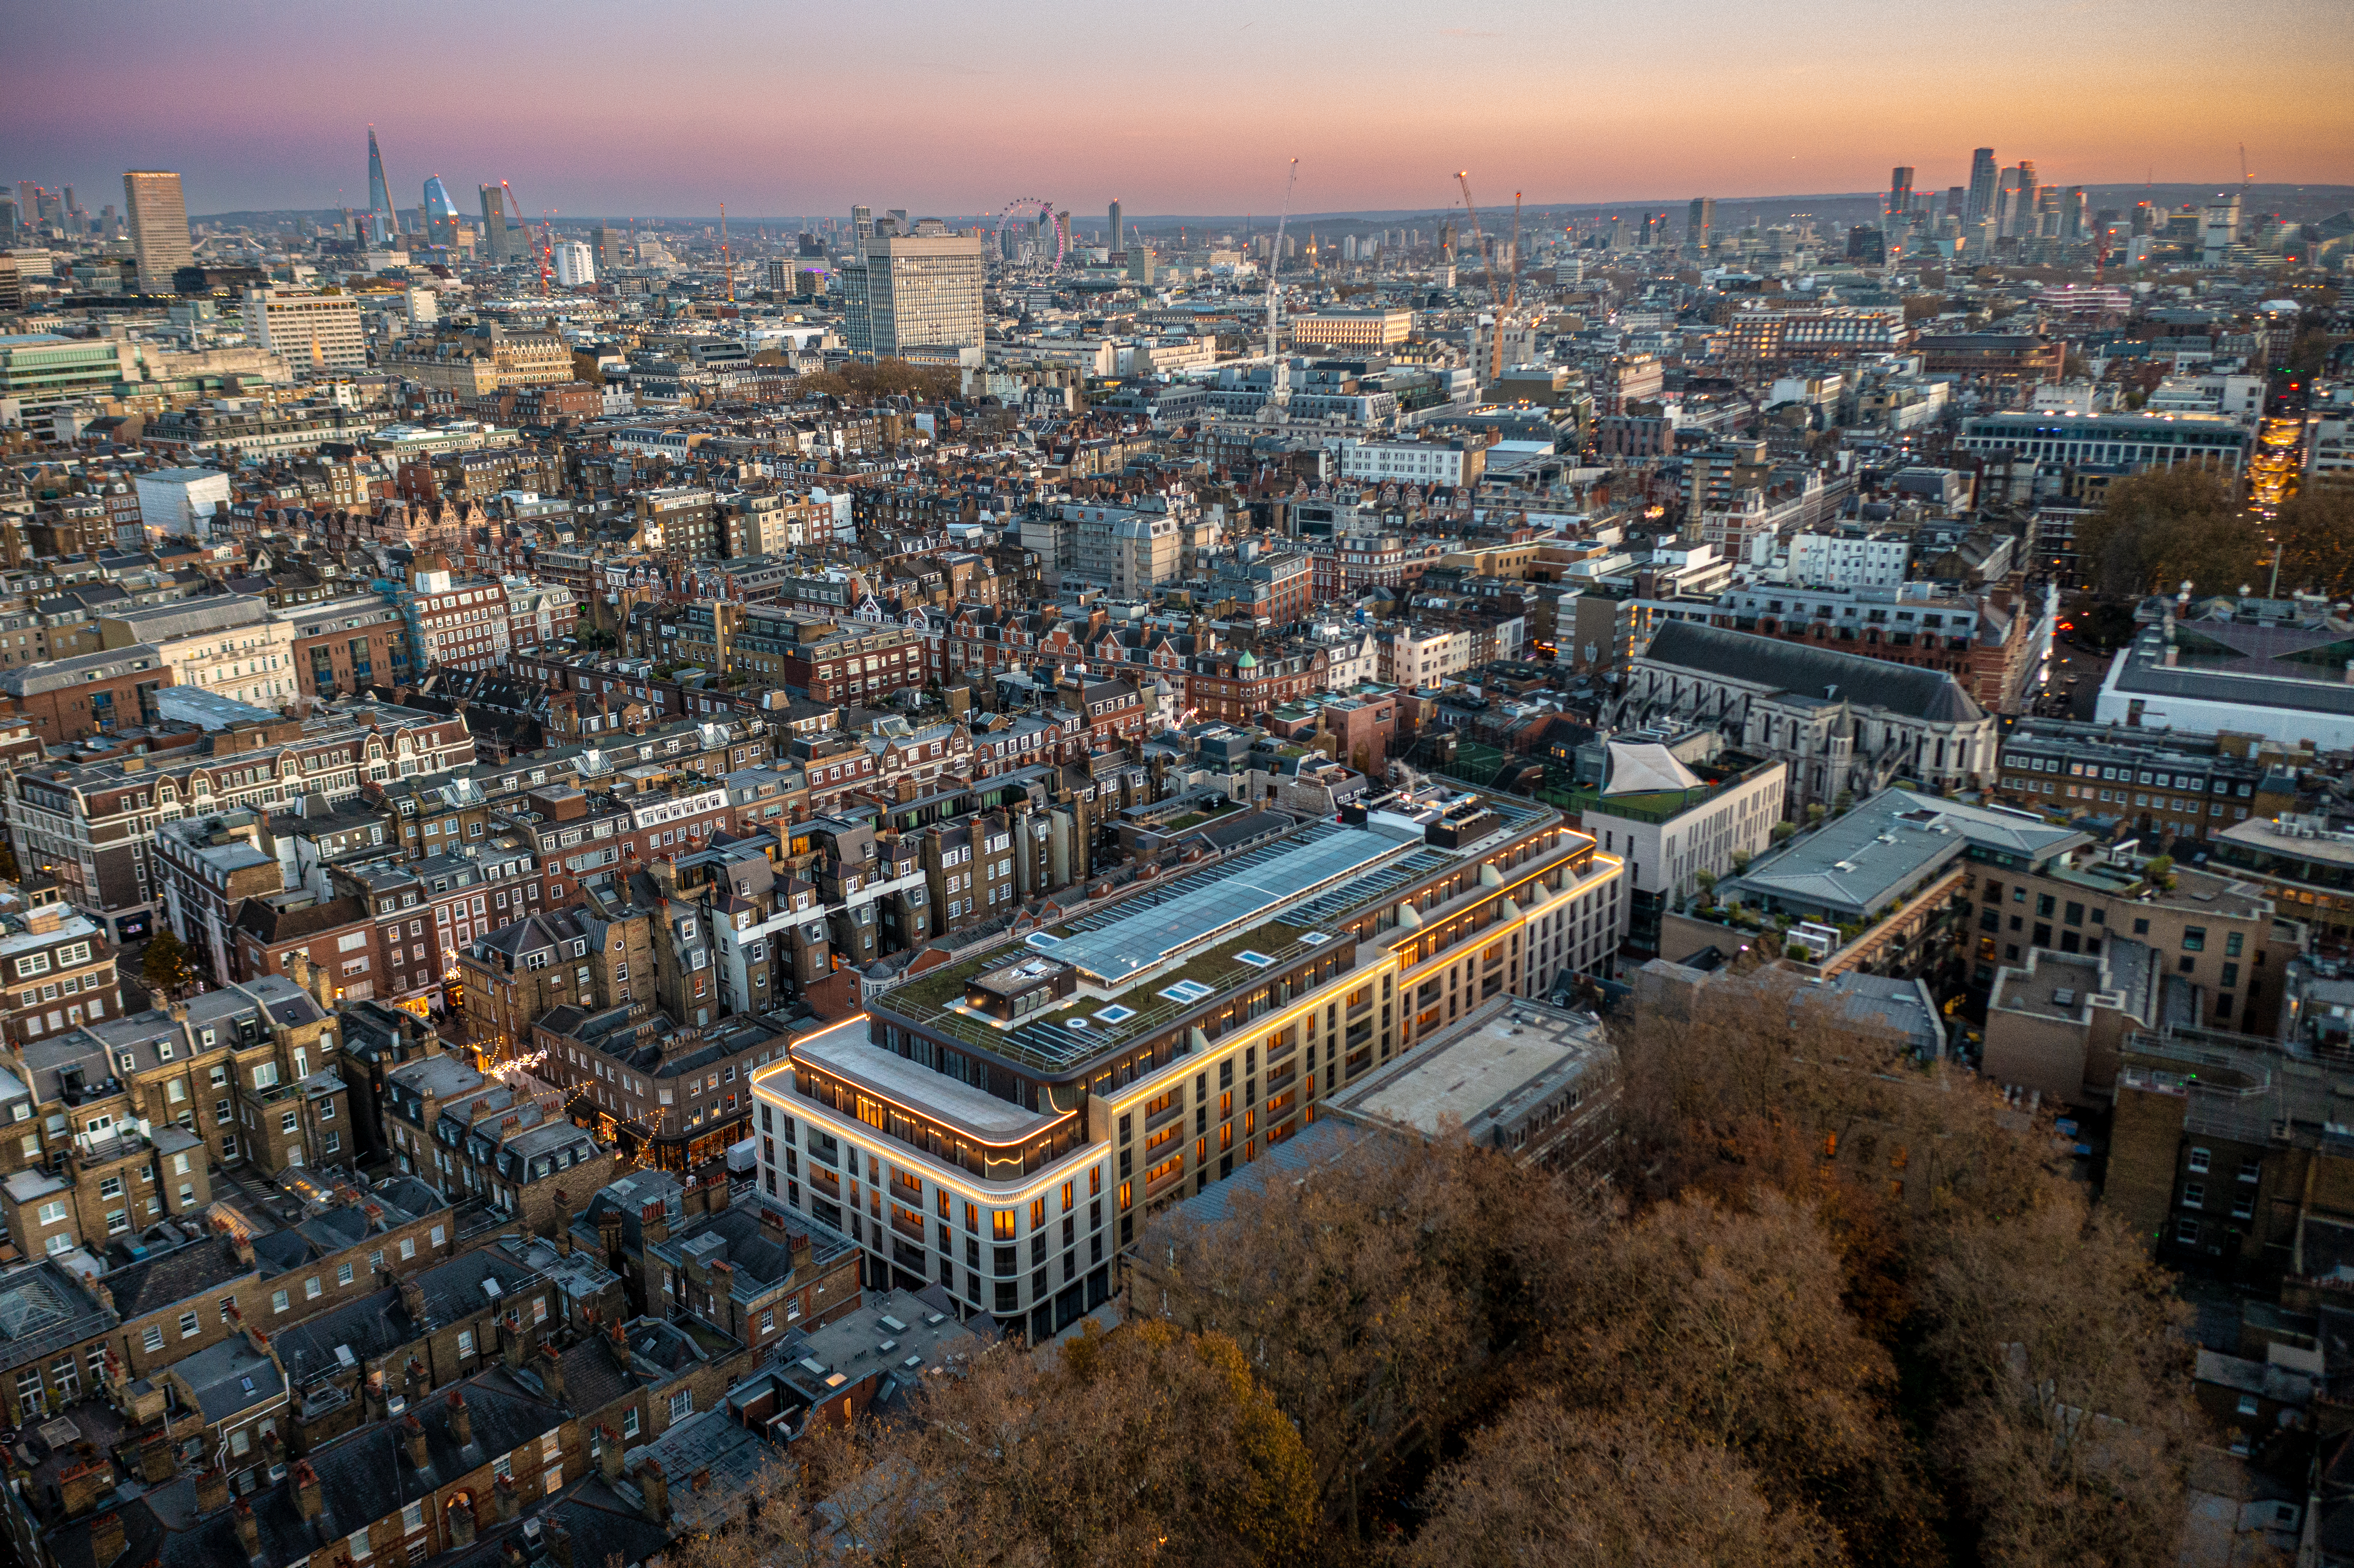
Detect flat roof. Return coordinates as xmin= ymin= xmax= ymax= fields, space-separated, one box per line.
xmin=1334 ymin=997 xmax=1608 ymax=1142
xmin=789 ymin=1018 xmax=1063 ymax=1140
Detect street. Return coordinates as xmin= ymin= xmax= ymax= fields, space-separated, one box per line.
xmin=2032 ymin=632 xmax=2114 ymax=722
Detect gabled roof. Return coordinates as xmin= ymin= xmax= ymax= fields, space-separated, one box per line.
xmin=1642 ymin=621 xmax=1986 ymax=724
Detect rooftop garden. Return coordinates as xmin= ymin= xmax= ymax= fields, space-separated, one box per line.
xmin=886 ymin=917 xmax=1323 ymax=1070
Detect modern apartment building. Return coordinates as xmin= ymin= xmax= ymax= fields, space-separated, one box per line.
xmin=755 ymin=785 xmax=1624 ymax=1341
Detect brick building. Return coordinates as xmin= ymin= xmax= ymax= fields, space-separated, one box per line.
xmin=0 ymin=647 xmax=171 ymax=744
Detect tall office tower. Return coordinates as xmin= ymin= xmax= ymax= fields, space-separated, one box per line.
xmin=421 ymin=177 xmax=461 ymax=252
xmin=1945 ymin=186 xmax=1967 ymax=221
xmin=479 ymin=185 xmax=510 ymax=261
xmin=122 ymin=170 xmax=193 ymax=293
xmin=851 ymin=205 xmax=874 ymax=243
xmin=1109 ymin=198 xmax=1123 ymax=253
xmin=1965 ymin=147 xmax=1998 ymax=226
xmin=2034 ymin=189 xmax=2061 ymax=240
xmin=841 ymin=230 xmax=985 ymax=360
xmin=62 ymin=187 xmax=79 ymax=227
xmin=2059 ymin=186 xmax=2086 ymax=241
xmin=1887 ymin=166 xmax=1915 ymax=222
xmin=594 ymin=225 xmax=623 ymax=270
xmin=1995 ymin=168 xmax=2024 ymax=238
xmin=1685 ymin=196 xmax=1716 ymax=249
xmin=364 ymin=126 xmax=397 ymax=244
xmin=797 ymin=232 xmax=823 ymax=258
xmin=0 ymin=187 xmax=15 ymax=238
xmin=2014 ymin=161 xmax=2039 ymax=233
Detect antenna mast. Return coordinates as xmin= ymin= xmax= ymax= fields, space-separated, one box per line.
xmin=719 ymin=202 xmax=734 ymax=304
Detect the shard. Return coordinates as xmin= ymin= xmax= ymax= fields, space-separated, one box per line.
xmin=365 ymin=125 xmax=397 ymax=243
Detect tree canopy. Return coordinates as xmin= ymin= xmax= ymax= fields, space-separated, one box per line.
xmin=666 ymin=980 xmax=2202 ymax=1568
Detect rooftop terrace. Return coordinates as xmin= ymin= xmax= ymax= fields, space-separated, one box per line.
xmin=878 ymin=796 xmax=1554 ymax=1076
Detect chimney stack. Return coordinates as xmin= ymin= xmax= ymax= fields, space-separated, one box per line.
xmin=293 ymin=1460 xmax=323 ymax=1521
xmin=633 ymin=1459 xmax=670 ymax=1524
xmin=598 ymin=1427 xmax=625 ymax=1483
xmin=548 ymin=1521 xmax=575 ymax=1568
xmin=493 ymin=1474 xmax=519 ymax=1523
xmin=448 ymin=1501 xmax=476 ymax=1548
xmin=194 ymin=1467 xmax=231 ymax=1515
xmin=501 ymin=1311 xmax=529 ymax=1369
xmin=536 ymin=1343 xmax=567 ymax=1407
xmin=446 ymin=1391 xmax=471 ymax=1448
xmin=397 ymin=1274 xmax=425 ymax=1324
xmin=233 ymin=1500 xmax=260 ymax=1560
xmin=88 ymin=1513 xmax=125 ymax=1568
xmin=402 ymin=1413 xmax=429 ymax=1471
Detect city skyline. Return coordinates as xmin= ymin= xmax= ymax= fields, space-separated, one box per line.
xmin=7 ymin=0 xmax=2349 ymax=220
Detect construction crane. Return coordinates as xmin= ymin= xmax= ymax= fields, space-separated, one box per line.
xmin=1266 ymin=158 xmax=1300 ymax=365
xmin=1456 ymin=172 xmax=1521 ymax=384
xmin=498 ymin=181 xmax=550 ymax=296
xmin=719 ymin=202 xmax=734 ymax=305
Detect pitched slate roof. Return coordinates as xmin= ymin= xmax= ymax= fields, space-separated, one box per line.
xmin=1642 ymin=620 xmax=1986 ymax=724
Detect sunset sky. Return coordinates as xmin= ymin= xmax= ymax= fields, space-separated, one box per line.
xmin=9 ymin=0 xmax=2350 ymax=221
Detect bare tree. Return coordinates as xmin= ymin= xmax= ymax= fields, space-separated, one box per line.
xmin=1918 ymin=1189 xmax=2198 ymax=1568
xmin=1135 ymin=1131 xmax=1597 ymax=1540
xmin=1395 ymin=1402 xmax=1846 ymax=1568
xmin=1551 ymin=1191 xmax=1940 ymax=1565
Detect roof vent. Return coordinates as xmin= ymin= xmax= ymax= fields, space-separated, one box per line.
xmin=481 ymin=1279 xmax=502 ymax=1300
xmin=2052 ymin=989 xmax=2077 ymax=1007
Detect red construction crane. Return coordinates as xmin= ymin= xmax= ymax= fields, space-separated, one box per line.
xmin=499 ymin=181 xmax=549 ymax=295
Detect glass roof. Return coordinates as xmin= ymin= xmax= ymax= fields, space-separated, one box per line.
xmin=1046 ymin=823 xmax=1408 ymax=987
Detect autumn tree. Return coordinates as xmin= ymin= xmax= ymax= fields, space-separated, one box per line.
xmin=1551 ymin=1192 xmax=1940 ymax=1565
xmin=1136 ymin=1131 xmax=1593 ymax=1538
xmin=140 ymin=928 xmax=203 ymax=1001
xmin=818 ymin=1320 xmax=1320 ymax=1568
xmin=1395 ymin=1403 xmax=1846 ymax=1568
xmin=2269 ymin=484 xmax=2354 ymax=597
xmin=2075 ymin=466 xmax=2260 ymax=598
xmin=1918 ymin=1189 xmax=2198 ymax=1568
